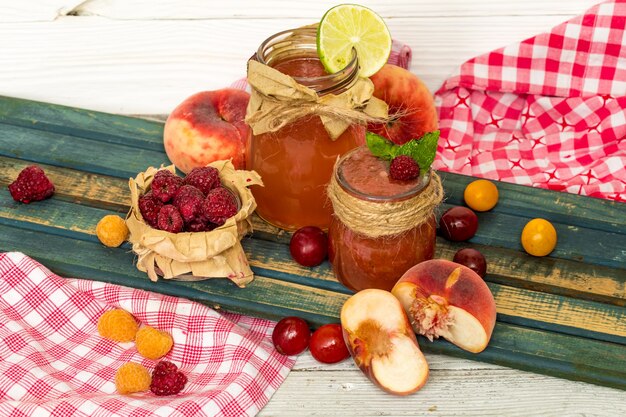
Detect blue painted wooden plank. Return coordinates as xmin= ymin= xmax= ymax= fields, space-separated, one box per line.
xmin=0 ymin=124 xmax=169 ymax=178
xmin=0 ymin=95 xmax=164 ymax=151
xmin=0 ymin=223 xmax=624 ymax=391
xmin=1 ymin=198 xmax=625 ymax=346
xmin=2 ymin=96 xmax=624 ymax=235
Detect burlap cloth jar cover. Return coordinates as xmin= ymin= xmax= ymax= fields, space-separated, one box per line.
xmin=126 ymin=160 xmax=262 ymax=287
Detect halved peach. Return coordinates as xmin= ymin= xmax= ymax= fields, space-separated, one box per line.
xmin=341 ymin=289 xmax=429 ymax=395
xmin=391 ymin=259 xmax=497 ymax=353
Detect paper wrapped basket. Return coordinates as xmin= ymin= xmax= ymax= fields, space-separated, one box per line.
xmin=125 ymin=160 xmax=263 ymax=287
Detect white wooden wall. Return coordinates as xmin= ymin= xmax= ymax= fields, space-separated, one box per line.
xmin=1 ymin=0 xmax=599 ymax=115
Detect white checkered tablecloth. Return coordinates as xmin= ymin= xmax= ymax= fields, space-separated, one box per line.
xmin=0 ymin=252 xmax=294 ymax=417
xmin=434 ymin=0 xmax=626 ymax=201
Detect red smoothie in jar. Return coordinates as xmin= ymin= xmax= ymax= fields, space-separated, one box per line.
xmin=328 ymin=146 xmax=437 ymax=292
xmin=248 ymin=35 xmax=364 ymax=231
xmin=339 ymin=145 xmax=423 ymax=197
xmin=273 ymin=57 xmax=328 ymax=78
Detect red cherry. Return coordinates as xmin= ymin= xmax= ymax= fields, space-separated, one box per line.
xmin=289 ymin=226 xmax=328 ymax=267
xmin=309 ymin=324 xmax=350 ymax=364
xmin=453 ymin=248 xmax=487 ymax=278
xmin=439 ymin=206 xmax=478 ymax=241
xmin=272 ymin=317 xmax=311 ymax=356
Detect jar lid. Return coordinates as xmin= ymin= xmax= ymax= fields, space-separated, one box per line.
xmin=255 ymin=26 xmax=359 ymax=95
xmin=335 ymin=146 xmax=430 ymax=202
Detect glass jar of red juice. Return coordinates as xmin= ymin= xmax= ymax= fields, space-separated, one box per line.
xmin=247 ymin=27 xmax=365 ymax=231
xmin=328 ymin=147 xmax=442 ymax=292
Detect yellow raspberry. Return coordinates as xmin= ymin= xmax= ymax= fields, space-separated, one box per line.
xmin=115 ymin=362 xmax=151 ymax=394
xmin=98 ymin=309 xmax=139 ymax=342
xmin=96 ymin=214 xmax=129 ymax=248
xmin=135 ymin=326 xmax=174 ymax=360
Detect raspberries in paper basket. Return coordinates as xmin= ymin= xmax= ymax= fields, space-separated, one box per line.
xmin=183 ymin=166 xmax=221 ymax=195
xmin=8 ymin=165 xmax=55 ymax=204
xmin=139 ymin=166 xmax=239 ymax=233
xmin=138 ymin=192 xmax=163 ymax=228
xmin=203 ymin=187 xmax=238 ymax=225
xmin=151 ymin=170 xmax=183 ymax=203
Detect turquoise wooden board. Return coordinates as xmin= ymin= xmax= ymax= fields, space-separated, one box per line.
xmin=1 ymin=95 xmax=625 ymax=390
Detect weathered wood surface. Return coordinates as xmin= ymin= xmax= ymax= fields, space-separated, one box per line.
xmin=1 ymin=96 xmax=624 ymax=394
xmin=262 ymin=353 xmax=626 ymax=417
xmin=0 ymin=0 xmax=599 ymax=114
xmin=2 ymin=1 xmax=625 ymax=414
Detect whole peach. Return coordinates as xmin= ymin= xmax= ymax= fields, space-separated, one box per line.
xmin=368 ymin=64 xmax=439 ymax=145
xmin=163 ymin=89 xmax=250 ymax=173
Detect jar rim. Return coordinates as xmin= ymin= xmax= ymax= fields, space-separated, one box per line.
xmin=335 ymin=146 xmax=431 ymax=203
xmin=255 ymin=26 xmax=359 ymax=95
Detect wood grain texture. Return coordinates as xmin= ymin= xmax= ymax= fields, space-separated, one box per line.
xmin=1 ymin=138 xmax=626 ymax=391
xmin=2 ymin=184 xmax=625 ymax=345
xmin=72 ymin=0 xmax=599 ymax=19
xmin=0 ymin=146 xmax=626 ymax=300
xmin=0 ymin=0 xmax=85 ymax=22
xmin=2 ymin=1 xmax=625 ymax=412
xmin=261 ymin=357 xmax=626 ymax=417
xmin=0 ymin=10 xmax=596 ymax=114
xmin=2 ymin=99 xmax=624 ymax=350
xmin=1 ymin=222 xmax=625 ymax=390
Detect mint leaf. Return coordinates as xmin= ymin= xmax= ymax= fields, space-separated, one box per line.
xmin=401 ymin=131 xmax=440 ymax=172
xmin=366 ymin=132 xmax=396 ymax=160
xmin=366 ymin=130 xmax=440 ymax=172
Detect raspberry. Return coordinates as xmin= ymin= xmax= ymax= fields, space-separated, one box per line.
xmin=186 ymin=219 xmax=213 ymax=233
xmin=98 ymin=309 xmax=139 ymax=342
xmin=150 ymin=361 xmax=187 ymax=396
xmin=389 ymin=155 xmax=420 ymax=181
xmin=203 ymin=187 xmax=238 ymax=226
xmin=135 ymin=326 xmax=173 ymax=360
xmin=157 ymin=205 xmax=184 ymax=233
xmin=138 ymin=192 xmax=163 ymax=228
xmin=173 ymin=185 xmax=205 ymax=224
xmin=8 ymin=165 xmax=55 ymax=204
xmin=96 ymin=215 xmax=129 ymax=248
xmin=183 ymin=166 xmax=221 ymax=195
xmin=115 ymin=362 xmax=151 ymax=394
xmin=151 ymin=170 xmax=183 ymax=203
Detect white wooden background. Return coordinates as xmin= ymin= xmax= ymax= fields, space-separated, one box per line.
xmin=2 ymin=1 xmax=626 ymax=415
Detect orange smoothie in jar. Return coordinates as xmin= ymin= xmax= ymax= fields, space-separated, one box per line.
xmin=248 ymin=28 xmax=364 ymax=231
xmin=328 ymin=147 xmax=437 ymax=292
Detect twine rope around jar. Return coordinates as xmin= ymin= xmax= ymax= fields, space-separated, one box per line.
xmin=327 ymin=167 xmax=444 ymax=238
xmin=245 ymin=60 xmax=389 ymax=140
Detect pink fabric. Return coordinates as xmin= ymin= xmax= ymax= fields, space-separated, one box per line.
xmin=434 ymin=0 xmax=626 ymax=201
xmin=0 ymin=252 xmax=294 ymax=417
xmin=390 ymin=38 xmax=412 ymax=70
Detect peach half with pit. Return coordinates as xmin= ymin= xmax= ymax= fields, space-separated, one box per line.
xmin=368 ymin=64 xmax=439 ymax=145
xmin=391 ymin=259 xmax=497 ymax=353
xmin=163 ymin=89 xmax=250 ymax=174
xmin=341 ymin=289 xmax=429 ymax=395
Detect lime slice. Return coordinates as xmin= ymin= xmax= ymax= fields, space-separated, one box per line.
xmin=317 ymin=4 xmax=392 ymax=77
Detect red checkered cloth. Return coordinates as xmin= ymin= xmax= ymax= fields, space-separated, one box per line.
xmin=0 ymin=252 xmax=295 ymax=417
xmin=434 ymin=0 xmax=626 ymax=201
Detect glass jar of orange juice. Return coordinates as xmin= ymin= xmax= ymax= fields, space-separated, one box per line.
xmin=327 ymin=146 xmax=443 ymax=292
xmin=246 ymin=26 xmax=366 ymax=231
